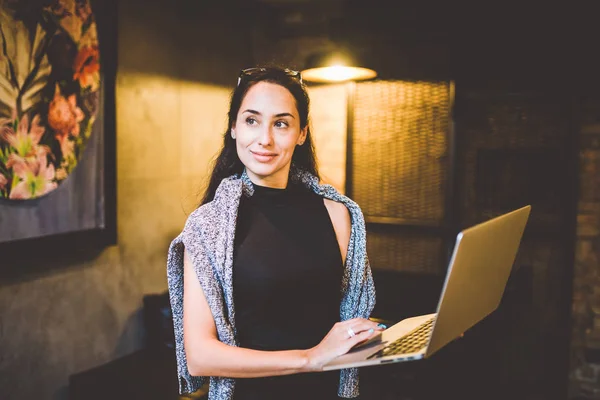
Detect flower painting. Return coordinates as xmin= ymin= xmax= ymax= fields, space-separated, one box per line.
xmin=0 ymin=0 xmax=101 ymax=200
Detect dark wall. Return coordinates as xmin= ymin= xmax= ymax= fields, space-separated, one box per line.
xmin=332 ymin=1 xmax=600 ymax=88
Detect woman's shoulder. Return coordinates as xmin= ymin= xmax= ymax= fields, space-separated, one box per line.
xmin=181 ymin=176 xmax=243 ymax=244
xmin=175 ymin=202 xmax=224 ymax=265
xmin=182 ymin=200 xmax=223 ymax=239
xmin=313 ymin=182 xmax=367 ymax=240
xmin=185 ymin=175 xmax=242 ymax=229
xmin=323 ymin=198 xmax=351 ymax=229
xmin=317 ymin=182 xmax=365 ymax=220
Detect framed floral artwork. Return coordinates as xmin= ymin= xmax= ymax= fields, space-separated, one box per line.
xmin=0 ymin=0 xmax=116 ymax=262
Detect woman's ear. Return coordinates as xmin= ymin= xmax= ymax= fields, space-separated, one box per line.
xmin=230 ymin=120 xmax=237 ymax=139
xmin=297 ymin=126 xmax=308 ymax=145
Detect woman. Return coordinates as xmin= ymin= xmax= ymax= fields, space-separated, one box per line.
xmin=167 ymin=66 xmax=381 ymax=400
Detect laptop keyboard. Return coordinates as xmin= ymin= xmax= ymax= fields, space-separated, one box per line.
xmin=367 ymin=317 xmax=435 ymax=359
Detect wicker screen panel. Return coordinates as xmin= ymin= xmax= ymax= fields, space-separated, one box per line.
xmin=352 ymin=80 xmax=451 ymax=225
xmin=366 ymin=227 xmax=445 ymax=274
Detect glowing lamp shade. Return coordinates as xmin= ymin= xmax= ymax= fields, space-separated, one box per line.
xmin=301 ymin=52 xmax=377 ymax=83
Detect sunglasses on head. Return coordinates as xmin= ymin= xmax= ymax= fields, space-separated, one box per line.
xmin=237 ymin=67 xmax=303 ymax=86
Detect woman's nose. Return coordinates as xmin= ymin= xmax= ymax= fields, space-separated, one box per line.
xmin=258 ymin=126 xmax=273 ymax=146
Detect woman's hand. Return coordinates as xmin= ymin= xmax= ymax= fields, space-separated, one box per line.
xmin=304 ymin=318 xmax=385 ymax=372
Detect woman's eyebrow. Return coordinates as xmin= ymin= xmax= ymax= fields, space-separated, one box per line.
xmin=275 ymin=113 xmax=295 ymax=119
xmin=241 ymin=109 xmax=295 ymax=119
xmin=241 ymin=109 xmax=261 ymax=115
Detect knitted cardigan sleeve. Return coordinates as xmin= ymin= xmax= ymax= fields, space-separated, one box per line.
xmin=166 ymin=207 xmax=236 ymax=397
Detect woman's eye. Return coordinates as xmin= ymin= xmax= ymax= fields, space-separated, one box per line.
xmin=246 ymin=117 xmax=257 ymax=125
xmin=275 ymin=120 xmax=289 ymax=128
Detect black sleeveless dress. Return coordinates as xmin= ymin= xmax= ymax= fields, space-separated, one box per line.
xmin=232 ymin=182 xmax=344 ymax=400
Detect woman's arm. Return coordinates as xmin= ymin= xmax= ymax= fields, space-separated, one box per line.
xmin=182 ymin=248 xmax=380 ymax=378
xmin=183 ymin=248 xmax=307 ymax=377
xmin=323 ymin=198 xmax=351 ymax=264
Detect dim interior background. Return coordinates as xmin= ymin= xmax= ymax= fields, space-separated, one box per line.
xmin=1 ymin=0 xmax=599 ymax=399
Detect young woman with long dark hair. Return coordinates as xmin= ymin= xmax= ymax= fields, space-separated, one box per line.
xmin=167 ymin=66 xmax=380 ymax=400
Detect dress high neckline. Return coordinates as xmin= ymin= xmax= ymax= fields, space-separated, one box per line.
xmin=252 ymin=183 xmax=288 ymax=193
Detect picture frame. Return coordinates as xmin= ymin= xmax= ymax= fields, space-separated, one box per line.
xmin=0 ymin=0 xmax=117 ymax=269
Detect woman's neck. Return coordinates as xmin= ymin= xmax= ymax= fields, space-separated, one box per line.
xmin=245 ymin=168 xmax=289 ymax=189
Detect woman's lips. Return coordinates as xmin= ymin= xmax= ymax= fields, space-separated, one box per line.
xmin=251 ymin=150 xmax=277 ymax=162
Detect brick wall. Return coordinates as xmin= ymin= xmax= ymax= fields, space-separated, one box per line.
xmin=570 ymin=98 xmax=600 ymax=399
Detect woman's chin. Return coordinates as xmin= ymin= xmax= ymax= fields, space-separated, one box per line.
xmin=247 ymin=167 xmax=277 ymax=179
xmin=245 ymin=163 xmax=288 ymax=181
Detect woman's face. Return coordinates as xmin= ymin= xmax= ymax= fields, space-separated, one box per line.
xmin=232 ymin=81 xmax=307 ymax=188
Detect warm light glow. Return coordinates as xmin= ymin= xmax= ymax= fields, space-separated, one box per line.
xmin=302 ymin=65 xmax=377 ymax=83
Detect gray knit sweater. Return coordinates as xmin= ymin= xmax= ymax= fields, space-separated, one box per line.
xmin=166 ymin=168 xmax=376 ymax=399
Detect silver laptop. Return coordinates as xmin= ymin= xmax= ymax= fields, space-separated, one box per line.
xmin=323 ymin=205 xmax=531 ymax=371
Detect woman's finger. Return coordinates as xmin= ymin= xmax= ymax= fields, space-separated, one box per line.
xmin=347 ymin=330 xmax=373 ymax=348
xmin=346 ymin=319 xmax=379 ymax=330
xmin=342 ymin=321 xmax=381 ymax=338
